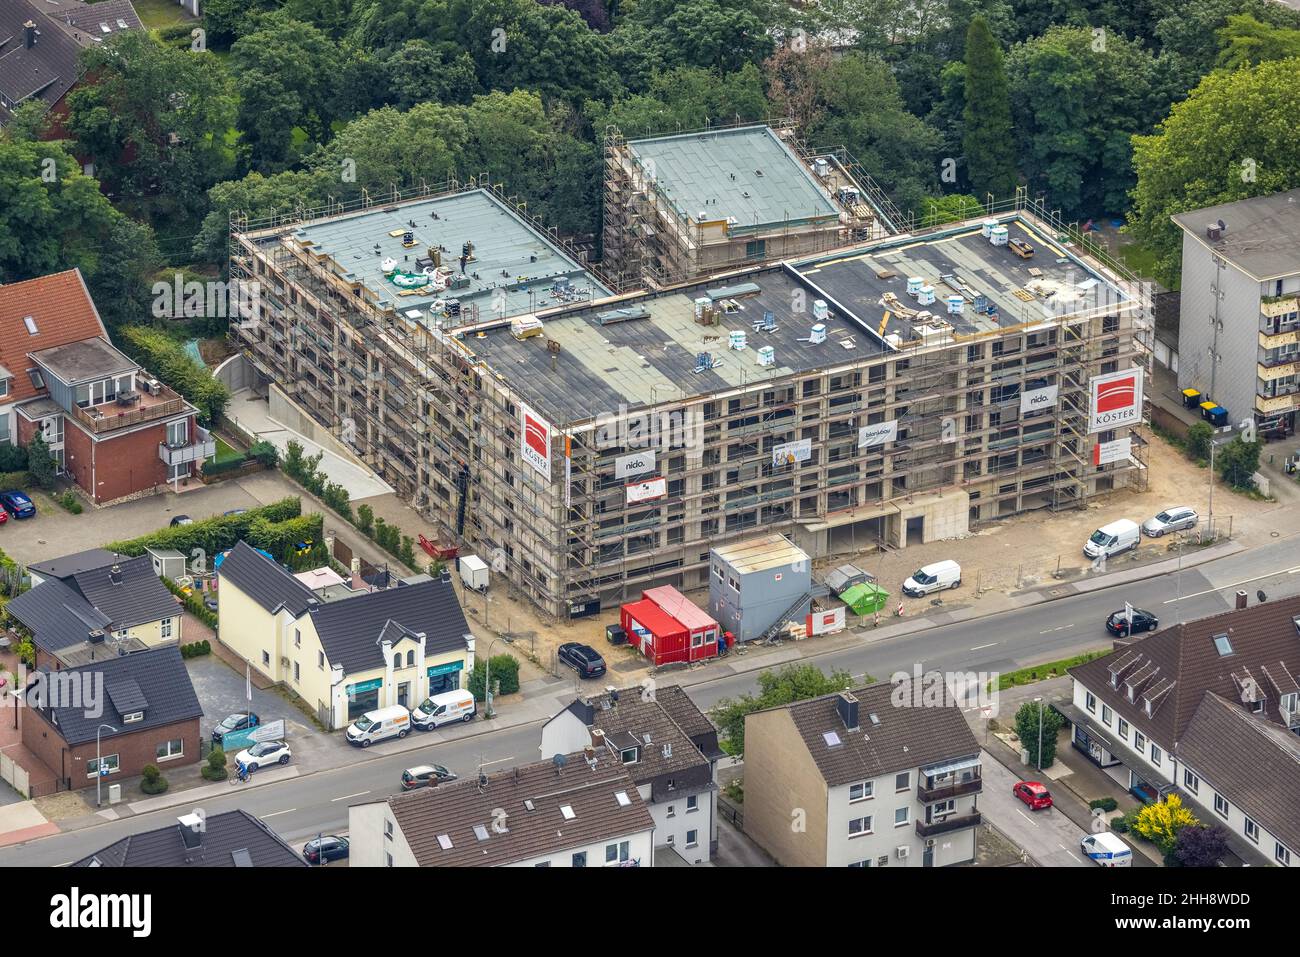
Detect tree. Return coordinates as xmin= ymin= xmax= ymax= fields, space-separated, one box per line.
xmin=1216 ymin=13 xmax=1300 ymax=69
xmin=1013 ymin=699 xmax=1064 ymax=768
xmin=1216 ymin=436 xmax=1261 ymax=490
xmin=1133 ymin=794 xmax=1199 ymax=855
xmin=1128 ymin=58 xmax=1300 ymax=282
xmin=921 ymin=194 xmax=985 ymax=227
xmin=356 ymin=503 xmax=375 ymax=536
xmin=712 ymin=663 xmax=856 ymax=755
xmin=468 ymin=654 xmax=521 ymax=701
xmin=962 ymin=16 xmax=1017 ymax=200
xmin=382 ymin=41 xmax=478 ymax=109
xmin=27 ymin=433 xmax=56 ymax=490
xmin=1186 ymin=421 xmax=1214 ymax=461
xmin=1173 ymin=824 xmax=1228 ymax=866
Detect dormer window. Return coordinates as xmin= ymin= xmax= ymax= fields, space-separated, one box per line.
xmin=123 ymin=711 xmax=144 ymax=724
xmin=620 ymin=747 xmax=638 ymax=765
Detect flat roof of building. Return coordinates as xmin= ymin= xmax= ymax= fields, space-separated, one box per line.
xmin=457 ymin=214 xmax=1130 ymax=424
xmin=628 ymin=126 xmax=839 ymax=229
xmin=290 ymin=188 xmax=610 ymax=321
xmin=1171 ymin=188 xmax=1300 ymax=281
xmin=712 ymin=534 xmax=808 ymax=575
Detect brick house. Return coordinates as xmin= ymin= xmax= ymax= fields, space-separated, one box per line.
xmin=21 ymin=646 xmax=202 ymax=791
xmin=0 ymin=268 xmax=213 ymax=503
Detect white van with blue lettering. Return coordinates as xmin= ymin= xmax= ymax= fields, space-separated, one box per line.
xmin=1080 ymin=833 xmax=1133 ymax=866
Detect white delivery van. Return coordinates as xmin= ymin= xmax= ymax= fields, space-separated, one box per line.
xmin=459 ymin=555 xmax=489 ymax=592
xmin=345 ymin=705 xmax=411 ymax=747
xmin=1080 ymin=833 xmax=1133 ymax=867
xmin=901 ymin=560 xmax=961 ymax=597
xmin=1083 ymin=519 xmax=1140 ymax=560
xmin=411 ymin=689 xmax=476 ymax=730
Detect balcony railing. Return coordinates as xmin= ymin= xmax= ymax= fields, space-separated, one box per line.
xmin=918 ymin=775 xmax=984 ymax=803
xmin=71 ymin=392 xmax=187 ymax=434
xmin=915 ymin=812 xmax=982 ymax=837
xmin=158 ymin=427 xmax=216 ymax=466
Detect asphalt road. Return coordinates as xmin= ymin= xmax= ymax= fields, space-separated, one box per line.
xmin=5 ymin=533 xmax=1299 ymax=867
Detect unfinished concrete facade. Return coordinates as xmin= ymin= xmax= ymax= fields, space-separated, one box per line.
xmin=231 ymin=182 xmax=1149 ymax=620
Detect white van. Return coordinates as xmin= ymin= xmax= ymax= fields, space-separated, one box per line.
xmin=1083 ymin=519 xmax=1140 ymax=560
xmin=1080 ymin=833 xmax=1133 ymax=867
xmin=345 ymin=705 xmax=411 ymax=747
xmin=902 ymin=560 xmax=961 ymax=597
xmin=412 ymin=689 xmax=476 ymax=730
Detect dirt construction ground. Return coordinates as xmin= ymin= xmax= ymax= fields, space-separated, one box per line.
xmin=464 ymin=429 xmax=1293 ymax=689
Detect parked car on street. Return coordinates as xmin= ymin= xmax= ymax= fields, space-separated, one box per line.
xmin=212 ymin=711 xmax=260 ymax=744
xmin=1141 ymin=507 xmax=1198 ymax=537
xmin=400 ymin=764 xmax=457 ymax=790
xmin=1083 ymin=519 xmax=1140 ymax=560
xmin=558 ymin=642 xmax=606 ymax=679
xmin=1105 ymin=608 xmax=1158 ymax=637
xmin=234 ymin=739 xmax=291 ymax=771
xmin=1012 ymin=781 xmax=1053 ymax=810
xmin=303 ymin=835 xmax=349 ymax=865
xmin=1081 ymin=833 xmax=1133 ymax=867
xmin=0 ymin=490 xmax=36 ymax=519
xmin=170 ymin=515 xmax=193 ymax=527
xmin=901 ymin=560 xmax=961 ymax=597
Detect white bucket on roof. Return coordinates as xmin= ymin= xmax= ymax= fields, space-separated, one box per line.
xmin=906 ymin=276 xmax=924 ymax=296
xmin=729 ymin=329 xmax=748 ymax=350
xmin=756 ymin=345 xmax=775 ymax=367
xmin=981 ymin=218 xmax=997 ymax=238
xmin=918 ymin=285 xmax=936 ymax=306
xmin=990 ymin=225 xmax=1009 ymax=246
xmin=812 ymin=299 xmax=829 ymax=321
xmin=946 ymin=295 xmax=964 ymax=315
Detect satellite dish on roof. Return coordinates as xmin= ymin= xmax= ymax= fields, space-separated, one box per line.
xmin=1258 ymin=590 xmax=1267 ymax=603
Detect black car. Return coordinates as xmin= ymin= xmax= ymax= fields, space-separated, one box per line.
xmin=1105 ymin=609 xmax=1158 ymax=637
xmin=211 ymin=711 xmax=260 ymax=744
xmin=558 ymin=642 xmax=606 ymax=679
xmin=303 ymin=835 xmax=349 ymax=865
xmin=170 ymin=515 xmax=193 ymax=527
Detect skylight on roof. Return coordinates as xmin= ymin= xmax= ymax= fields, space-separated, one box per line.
xmin=823 ymin=731 xmax=842 ymax=747
xmin=23 ymin=316 xmax=37 ymax=335
xmin=1213 ymin=633 xmax=1234 ymax=657
xmin=524 ymin=799 xmax=535 ymax=812
xmin=99 ymin=22 xmax=110 ymax=33
xmin=560 ymin=804 xmax=575 ymax=820
xmin=436 ymin=834 xmax=453 ymax=850
xmin=615 ymin=790 xmax=631 ymax=807
xmin=473 ymin=824 xmax=490 ymax=842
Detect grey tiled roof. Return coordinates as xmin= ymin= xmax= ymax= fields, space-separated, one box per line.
xmin=0 ymin=0 xmax=84 ymax=122
xmin=764 ymin=683 xmax=979 ymax=787
xmin=27 ymin=548 xmax=120 ymax=580
xmin=30 ymin=645 xmax=202 ymax=746
xmin=217 ymin=540 xmax=318 ymax=617
xmin=74 ymin=809 xmax=306 ymax=868
xmin=565 ymin=691 xmax=710 ymax=784
xmin=68 ymin=554 xmax=179 ymax=630
xmin=6 ymin=576 xmax=112 ymax=655
xmin=1176 ymin=692 xmax=1300 ymax=858
xmin=384 ymin=751 xmax=654 ymax=867
xmin=309 ymin=578 xmax=470 ymax=674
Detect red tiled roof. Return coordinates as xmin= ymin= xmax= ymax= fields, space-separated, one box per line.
xmin=0 ymin=269 xmax=106 ymax=403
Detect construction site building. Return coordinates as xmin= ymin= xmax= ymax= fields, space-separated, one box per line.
xmin=602 ymin=122 xmax=900 ymax=289
xmin=231 ymin=183 xmax=1149 ymax=620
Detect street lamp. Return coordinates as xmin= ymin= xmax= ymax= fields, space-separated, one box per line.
xmin=1034 ymin=697 xmax=1044 ymax=772
xmin=96 ymin=723 xmax=117 ymax=808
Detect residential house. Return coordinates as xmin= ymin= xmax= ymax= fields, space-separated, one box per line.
xmin=1066 ymin=593 xmax=1300 ymax=867
xmin=541 ymin=683 xmax=724 ymax=864
xmin=75 ymin=809 xmax=306 ymax=867
xmin=216 ymin=541 xmax=475 ymax=729
xmin=21 ymin=645 xmax=202 ymax=791
xmin=349 ymin=750 xmax=655 ymax=867
xmin=8 ymin=552 xmax=182 ymax=668
xmin=744 ymin=685 xmax=982 ymax=867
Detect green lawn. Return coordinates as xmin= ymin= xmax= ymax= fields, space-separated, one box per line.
xmin=129 ymin=0 xmax=194 ymax=31
xmin=213 ymin=436 xmax=245 ymax=465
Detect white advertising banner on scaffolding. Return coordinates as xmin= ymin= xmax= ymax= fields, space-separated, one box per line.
xmin=806 ymin=608 xmax=846 ymax=637
xmin=1019 ymin=384 xmax=1059 ymax=415
xmin=1093 ymin=436 xmax=1132 ymax=466
xmin=771 ymin=439 xmax=813 ymax=468
xmin=564 ymin=436 xmax=572 ymax=509
xmin=520 ymin=404 xmax=552 ymax=480
xmin=615 ymin=450 xmax=656 ymax=480
xmin=858 ymin=420 xmax=898 ymax=449
xmin=1088 ymin=368 xmax=1144 ymax=434
xmin=626 ymin=477 xmax=667 ymax=504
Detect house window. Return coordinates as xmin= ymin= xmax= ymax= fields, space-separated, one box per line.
xmin=848 ymin=860 xmax=871 ymax=868
xmin=895 ymin=772 xmax=910 ymax=791
xmin=848 ymin=816 xmax=873 ymax=837
xmin=1117 ymin=718 xmax=1129 ymax=740
xmin=384 ymin=819 xmax=393 ymax=839
xmin=156 ymin=739 xmax=183 ymax=760
xmin=686 ymin=830 xmax=698 ymax=849
xmin=1101 ymin=705 xmax=1112 ymax=726
xmin=1244 ymin=818 xmax=1259 ymax=843
xmin=262 ymin=651 xmax=270 ymax=667
xmin=122 ymin=711 xmax=144 ymax=724
xmin=1276 ymin=843 xmax=1291 ymax=866
xmin=1133 ymin=731 xmax=1146 ymax=753
xmin=318 ymin=650 xmax=325 ymax=670
xmin=621 ymin=748 xmax=638 ymax=765
xmin=894 ymin=807 xmax=909 ymax=827
xmin=406 ymin=651 xmax=415 ymax=667
xmin=686 ymin=795 xmax=698 ymax=812
xmin=294 ymin=662 xmax=300 ymax=682
xmin=572 ymin=851 xmax=587 ymax=868
xmin=1183 ymin=770 xmax=1199 ymax=794
xmin=0 ymin=379 xmax=8 ymax=399
xmin=605 ymin=841 xmax=630 ymax=864
xmin=666 ymin=805 xmax=675 ymax=818
xmin=1150 ymin=744 xmax=1162 ymax=766
xmin=294 ymin=629 xmax=301 ymax=648
xmin=1085 ymin=691 xmax=1096 ymax=714
xmin=1214 ymin=794 xmax=1229 ymax=819
xmin=393 ymin=654 xmax=401 ymax=669
xmin=849 ymin=781 xmax=874 ymax=802
xmin=385 ymin=853 xmax=393 ymax=868
xmin=166 ymin=419 xmax=187 ymax=448
xmin=87 ymin=754 xmax=120 ymax=778
xmin=160 ymin=618 xmax=173 ymax=639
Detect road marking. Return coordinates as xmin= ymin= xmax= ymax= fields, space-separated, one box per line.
xmin=261 ymin=808 xmax=296 ymax=819
xmin=332 ymin=791 xmax=370 ymax=802
xmin=1038 ymin=624 xmax=1075 ymax=635
xmin=970 ymin=642 xmax=998 ymax=651
xmin=1164 ymin=566 xmax=1300 ymax=603
xmin=1015 ymin=808 xmax=1038 ymax=826
xmin=1058 ymin=843 xmax=1071 ymax=852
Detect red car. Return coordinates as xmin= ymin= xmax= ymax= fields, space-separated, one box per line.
xmin=0 ymin=510 xmax=8 ymax=525
xmin=1013 ymin=781 xmax=1053 ymax=810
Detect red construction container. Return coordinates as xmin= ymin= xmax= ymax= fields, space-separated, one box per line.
xmin=621 ymin=586 xmax=721 ymax=667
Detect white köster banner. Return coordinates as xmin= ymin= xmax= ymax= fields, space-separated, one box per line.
xmin=520 ymin=403 xmax=552 ymax=479
xmin=806 ymin=608 xmax=846 ymax=636
xmin=1088 ymin=367 xmax=1144 ymax=433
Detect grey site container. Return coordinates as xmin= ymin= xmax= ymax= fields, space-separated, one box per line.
xmin=708 ymin=534 xmax=811 ymax=642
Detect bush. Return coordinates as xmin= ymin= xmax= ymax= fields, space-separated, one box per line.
xmin=467 ymin=654 xmax=521 ymax=701
xmin=0 ymin=445 xmax=27 ymax=472
xmin=1216 ymin=436 xmax=1261 ymax=491
xmin=1112 ymin=808 xmax=1141 ymax=834
xmin=1013 ymin=700 xmax=1064 ymax=769
xmin=0 ymin=470 xmax=30 ymax=491
xmin=140 ymin=764 xmax=169 ymax=795
xmin=105 ymin=497 xmax=302 ymax=557
xmin=27 ymin=433 xmax=55 ymax=490
xmin=1186 ymin=421 xmax=1213 ymax=461
xmin=201 ymin=640 xmax=211 ymax=655
xmin=57 ymin=491 xmax=82 ymax=514
xmin=201 ymin=748 xmax=228 ymax=781
xmin=118 ymin=325 xmax=231 ymax=424
xmin=1133 ymin=794 xmax=1199 ymax=855
xmin=400 ymin=536 xmax=417 ymax=568
xmin=248 ymin=440 xmax=279 ymax=467
xmin=356 ymin=504 xmax=374 ymax=536
xmin=1090 ymin=797 xmax=1119 ymax=813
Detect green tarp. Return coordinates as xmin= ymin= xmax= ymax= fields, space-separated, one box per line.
xmin=840 ymin=582 xmax=889 ymax=616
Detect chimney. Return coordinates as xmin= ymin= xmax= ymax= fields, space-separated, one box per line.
xmin=350 ymin=557 xmax=363 ymax=591
xmin=836 ymin=691 xmax=860 ymax=731
xmin=108 ymin=564 xmax=123 ymax=586
xmin=1236 ymin=590 xmax=1248 ymax=610
xmin=574 ymin=699 xmax=595 ymax=727
xmin=177 ymin=812 xmax=204 ymax=858
xmin=24 ymin=20 xmax=36 ymax=49
xmin=590 ymin=727 xmax=606 ymax=751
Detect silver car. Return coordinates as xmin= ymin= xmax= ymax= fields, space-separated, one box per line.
xmin=1141 ymin=506 xmax=1198 ymax=537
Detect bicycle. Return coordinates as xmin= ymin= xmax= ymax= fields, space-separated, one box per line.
xmin=231 ymin=761 xmax=253 ymax=785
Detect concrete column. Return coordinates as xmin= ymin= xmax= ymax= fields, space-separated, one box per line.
xmin=381 ymin=639 xmax=394 ymax=707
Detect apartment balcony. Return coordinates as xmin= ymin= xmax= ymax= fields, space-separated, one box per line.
xmin=917 ymin=774 xmax=984 ymax=803
xmin=70 ymin=384 xmax=189 ymax=435
xmin=1259 ymin=328 xmax=1299 ymax=350
xmin=1258 ymin=359 xmax=1300 ymax=382
xmin=1256 ymin=390 xmax=1300 ymax=415
xmin=915 ymin=812 xmax=982 ymax=838
xmin=1260 ymin=295 xmax=1299 ymax=319
xmin=159 ymin=426 xmax=216 ymax=466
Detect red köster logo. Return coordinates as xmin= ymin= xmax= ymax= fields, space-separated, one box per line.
xmin=1096 ymin=375 xmax=1136 ymax=413
xmin=524 ymin=414 xmax=548 ymax=457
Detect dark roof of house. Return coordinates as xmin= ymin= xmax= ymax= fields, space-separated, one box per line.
xmin=757 ymin=683 xmax=979 ymax=787
xmin=6 ymin=575 xmax=112 ymax=656
xmin=309 ymin=577 xmax=470 ymax=674
xmin=560 ymin=690 xmax=712 ymax=785
xmin=1171 ymin=188 xmax=1300 ymax=281
xmin=0 ymin=269 xmax=107 ymax=402
xmin=1176 ymin=692 xmax=1300 ymax=858
xmin=27 ymin=548 xmax=120 ymax=580
xmin=67 ymin=554 xmax=178 ymax=630
xmin=30 ymin=335 xmax=136 ymax=385
xmin=46 ymin=0 xmax=142 ymax=38
xmin=1069 ymin=594 xmax=1300 ymax=748
xmin=30 ymin=645 xmax=202 ymax=746
xmin=383 ymin=750 xmax=654 ymax=867
xmin=74 ymin=809 xmax=306 ymax=868
xmin=217 ymin=540 xmax=318 ymax=618
xmin=656 ymin=684 xmax=726 ymax=759
xmin=0 ymin=0 xmax=85 ymax=122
